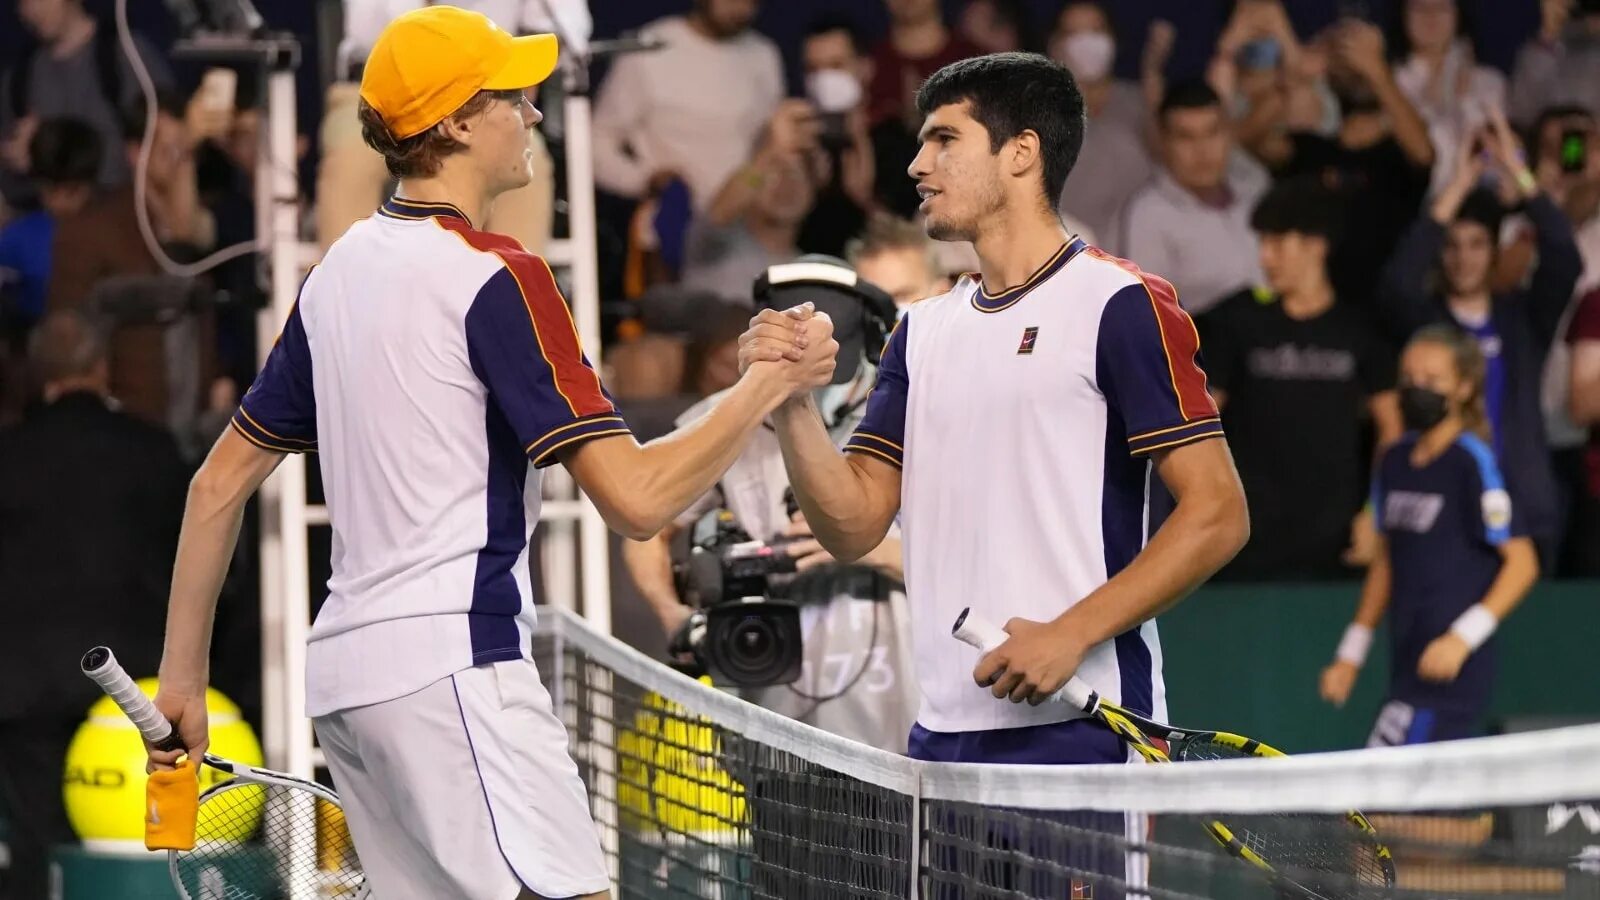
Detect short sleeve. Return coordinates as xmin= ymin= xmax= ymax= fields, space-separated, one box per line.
xmin=465 ymin=259 xmax=631 ymax=467
xmin=844 ymin=314 xmax=909 ymax=468
xmin=1458 ymin=434 xmax=1521 ymax=546
xmin=232 ymin=299 xmax=317 ymax=453
xmin=1096 ymin=280 xmax=1223 ymax=456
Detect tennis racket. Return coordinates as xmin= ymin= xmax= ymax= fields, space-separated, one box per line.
xmin=951 ymin=608 xmax=1396 ymax=900
xmin=81 ymin=646 xmax=368 ymax=900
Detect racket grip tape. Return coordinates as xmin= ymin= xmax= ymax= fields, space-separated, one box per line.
xmin=80 ymin=646 xmax=183 ymax=752
xmin=950 ymin=608 xmax=1100 ymax=713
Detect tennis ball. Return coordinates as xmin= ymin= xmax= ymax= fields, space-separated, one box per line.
xmin=63 ymin=679 xmax=264 ymax=850
xmin=618 ymin=685 xmax=746 ymax=836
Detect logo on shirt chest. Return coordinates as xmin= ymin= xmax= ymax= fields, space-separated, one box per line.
xmin=1384 ymin=490 xmax=1445 ymax=534
xmin=1017 ymin=326 xmax=1039 ymax=355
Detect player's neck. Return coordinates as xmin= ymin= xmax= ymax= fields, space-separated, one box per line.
xmin=395 ymin=169 xmax=492 ymax=229
xmin=972 ymin=212 xmax=1070 ymax=295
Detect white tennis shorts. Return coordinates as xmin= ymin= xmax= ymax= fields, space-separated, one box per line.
xmin=314 ymin=659 xmax=610 ymax=899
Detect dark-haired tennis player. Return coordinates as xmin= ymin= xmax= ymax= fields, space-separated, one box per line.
xmin=745 ymin=50 xmax=1249 ymax=767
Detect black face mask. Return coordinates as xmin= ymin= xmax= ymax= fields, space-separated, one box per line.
xmin=1400 ymin=385 xmax=1450 ymax=431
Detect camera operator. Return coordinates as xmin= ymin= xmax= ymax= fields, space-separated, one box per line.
xmin=622 ymin=254 xmax=917 ymax=753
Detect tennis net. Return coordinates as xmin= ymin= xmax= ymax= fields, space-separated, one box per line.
xmin=531 ymin=607 xmax=1600 ymax=899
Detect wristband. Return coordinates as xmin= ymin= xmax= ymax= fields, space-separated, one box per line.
xmin=1448 ymin=603 xmax=1498 ymax=651
xmin=1335 ymin=623 xmax=1373 ymax=667
xmin=1514 ymin=168 xmax=1538 ymax=196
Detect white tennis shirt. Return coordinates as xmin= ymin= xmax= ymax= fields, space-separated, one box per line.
xmin=845 ymin=237 xmax=1222 ymax=733
xmin=232 ymin=197 xmax=629 ymax=717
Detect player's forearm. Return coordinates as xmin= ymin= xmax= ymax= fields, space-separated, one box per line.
xmin=1055 ymin=466 xmax=1248 ymax=647
xmin=620 ymin=374 xmax=789 ymax=538
xmin=158 ymin=472 xmax=252 ymax=694
xmin=771 ymin=396 xmax=897 ymax=561
xmin=1480 ymin=536 xmax=1539 ymax=621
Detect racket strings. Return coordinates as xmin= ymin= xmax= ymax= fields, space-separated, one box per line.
xmin=1177 ymin=738 xmax=1395 ymax=897
xmin=174 ymin=782 xmax=365 ymax=900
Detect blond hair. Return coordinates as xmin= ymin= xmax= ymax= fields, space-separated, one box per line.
xmin=845 ymin=214 xmax=940 ymax=277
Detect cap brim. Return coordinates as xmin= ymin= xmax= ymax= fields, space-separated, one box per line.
xmin=483 ymin=33 xmax=559 ymax=90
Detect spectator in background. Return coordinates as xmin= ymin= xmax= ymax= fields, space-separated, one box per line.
xmin=1508 ymin=0 xmax=1600 ymax=130
xmin=1049 ymin=1 xmax=1155 ymax=246
xmin=0 ymin=311 xmax=185 ymax=900
xmin=592 ymin=0 xmax=782 ymax=209
xmin=1568 ymin=284 xmax=1600 ymax=574
xmin=845 ymin=213 xmax=949 ymax=311
xmin=1259 ymin=15 xmax=1435 ymax=314
xmin=0 ymin=118 xmax=100 ymax=336
xmin=1321 ymin=326 xmax=1539 ymax=747
xmin=1204 ymin=178 xmax=1402 ymax=581
xmin=798 ymin=19 xmax=875 ymax=257
xmin=681 ymin=103 xmax=819 ymax=303
xmin=957 ymin=0 xmax=1030 ymax=55
xmin=1389 ymin=0 xmax=1506 ymax=197
xmin=1209 ymin=0 xmax=1339 ymax=158
xmin=1380 ymin=113 xmax=1583 ymax=565
xmin=1501 ymin=105 xmax=1600 ymax=573
xmin=868 ymin=0 xmax=979 ymax=218
xmin=47 ymin=91 xmax=223 ymax=435
xmin=1116 ymin=81 xmax=1268 ymax=316
xmin=0 ymin=0 xmax=172 ymax=202
xmin=317 ymin=1 xmax=556 ymax=252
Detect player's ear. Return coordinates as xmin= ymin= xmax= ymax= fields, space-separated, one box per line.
xmin=1007 ymin=129 xmax=1042 ymax=180
xmin=437 ymin=111 xmax=475 ymax=146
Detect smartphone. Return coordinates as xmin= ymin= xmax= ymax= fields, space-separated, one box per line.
xmin=1560 ymin=129 xmax=1588 ymax=174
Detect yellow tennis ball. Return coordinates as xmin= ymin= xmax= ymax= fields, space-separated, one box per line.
xmin=63 ymin=679 xmax=264 ymax=848
xmin=617 ymin=685 xmax=745 ymax=836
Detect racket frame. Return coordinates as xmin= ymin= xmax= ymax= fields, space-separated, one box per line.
xmin=950 ymin=608 xmax=1397 ymax=897
xmin=80 ymin=646 xmax=368 ymax=900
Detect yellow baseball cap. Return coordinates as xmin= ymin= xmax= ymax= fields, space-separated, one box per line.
xmin=360 ymin=6 xmax=559 ymax=140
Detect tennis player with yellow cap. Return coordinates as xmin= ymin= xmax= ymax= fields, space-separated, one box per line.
xmin=142 ymin=7 xmax=838 ymax=899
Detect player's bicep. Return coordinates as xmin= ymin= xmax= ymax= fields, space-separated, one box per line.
xmin=1151 ymin=436 xmax=1244 ymax=509
xmin=1096 ymin=281 xmax=1223 ymax=457
xmin=464 ymin=262 xmax=632 ymax=467
xmin=195 ymin=426 xmax=290 ymax=507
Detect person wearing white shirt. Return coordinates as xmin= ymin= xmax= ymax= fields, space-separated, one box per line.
xmin=1114 ymin=81 xmax=1268 ymax=316
xmin=591 ymin=0 xmax=783 ymax=208
xmin=1389 ymin=0 xmax=1506 ymax=198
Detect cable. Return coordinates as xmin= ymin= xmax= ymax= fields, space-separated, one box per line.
xmin=116 ymin=0 xmax=263 ymax=278
xmin=784 ymin=592 xmax=882 ymax=719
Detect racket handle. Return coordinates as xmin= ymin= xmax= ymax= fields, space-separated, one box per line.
xmin=950 ymin=607 xmax=1102 ymax=714
xmin=81 ymin=646 xmax=183 ymax=752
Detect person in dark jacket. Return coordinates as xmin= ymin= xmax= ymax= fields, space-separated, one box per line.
xmin=1378 ymin=109 xmax=1583 ymax=564
xmin=0 ymin=311 xmax=186 ymax=900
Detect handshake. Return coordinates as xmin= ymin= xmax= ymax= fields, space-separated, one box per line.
xmin=737 ymin=303 xmax=841 ymax=400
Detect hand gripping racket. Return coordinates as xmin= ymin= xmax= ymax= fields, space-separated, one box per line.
xmin=951 ymin=608 xmax=1396 ymax=900
xmin=82 ymin=646 xmax=368 ymax=899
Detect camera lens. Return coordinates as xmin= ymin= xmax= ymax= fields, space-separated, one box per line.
xmin=723 ymin=616 xmax=779 ymax=675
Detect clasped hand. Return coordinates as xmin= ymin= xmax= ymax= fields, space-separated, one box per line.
xmin=738 ymin=303 xmax=841 ymax=396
